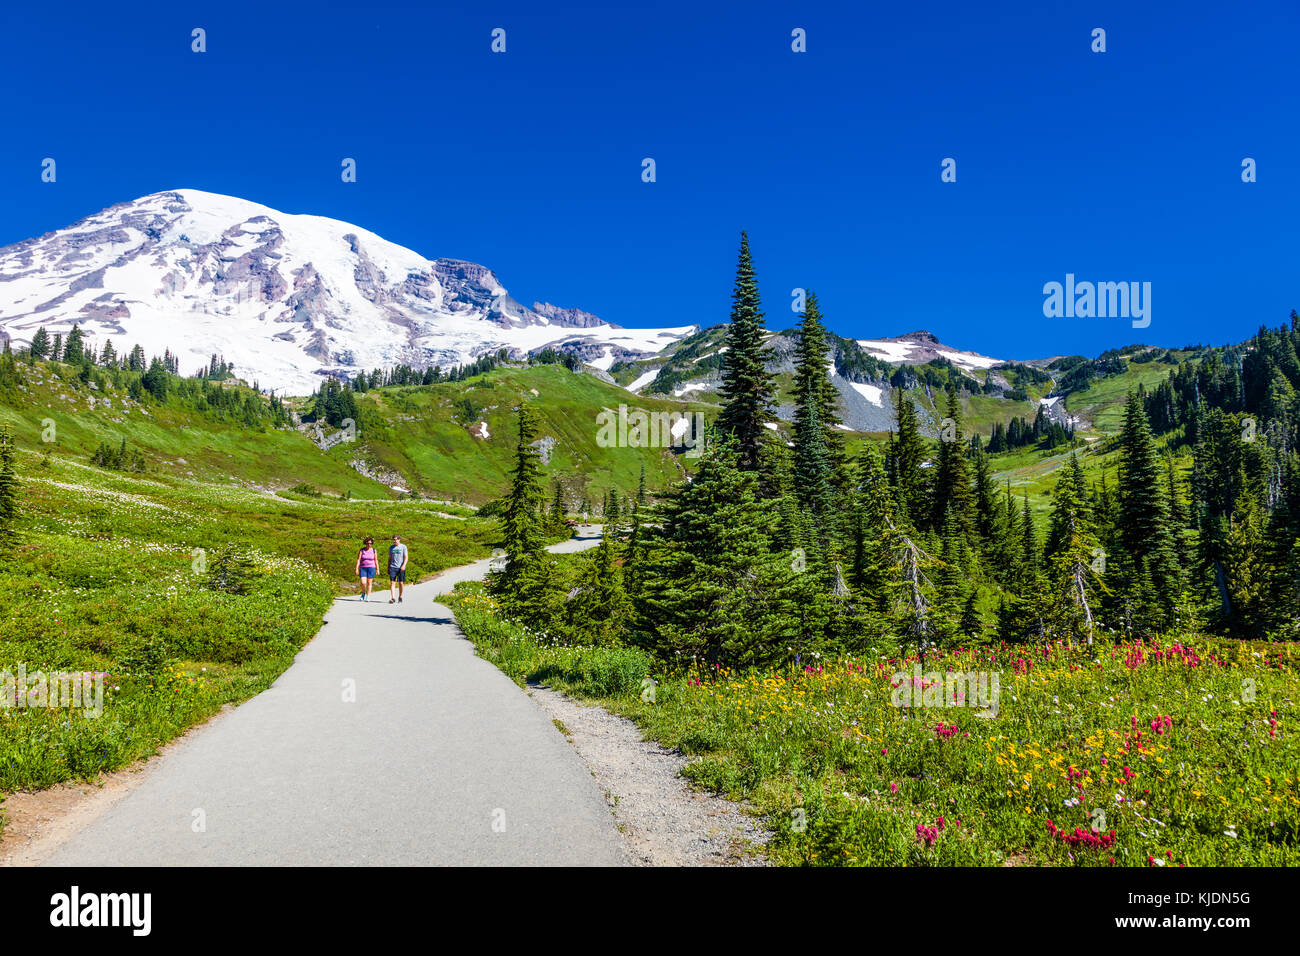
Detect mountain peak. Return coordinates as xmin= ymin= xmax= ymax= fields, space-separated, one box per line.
xmin=895 ymin=330 xmax=940 ymax=345
xmin=856 ymin=330 xmax=1004 ymax=371
xmin=0 ymin=192 xmax=692 ymax=394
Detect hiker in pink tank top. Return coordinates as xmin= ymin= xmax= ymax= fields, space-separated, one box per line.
xmin=354 ymin=536 xmax=378 ymax=601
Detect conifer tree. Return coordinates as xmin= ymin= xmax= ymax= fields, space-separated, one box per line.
xmin=791 ymin=291 xmax=844 ymax=472
xmin=0 ymin=425 xmax=18 ymax=554
xmin=62 ymin=325 xmax=84 ymax=365
xmin=958 ymin=592 xmax=983 ymax=641
xmin=931 ymin=383 xmax=972 ymax=536
xmin=500 ymin=404 xmax=546 ymax=578
xmin=934 ymin=506 xmax=966 ymax=641
xmin=568 ymin=526 xmax=630 ymax=645
xmin=1116 ymin=391 xmax=1181 ymax=630
xmin=852 ymin=442 xmax=895 ymax=610
xmin=549 ymin=478 xmax=569 ymax=535
xmin=888 ymin=389 xmax=927 ymax=527
xmin=605 ymin=487 xmax=621 ymax=534
xmin=625 ymin=491 xmax=648 ymax=597
xmin=141 ymin=358 xmax=169 ymax=401
xmin=717 ymin=232 xmax=775 ymax=475
xmin=793 ymin=390 xmax=833 ymax=525
xmin=30 ymin=327 xmax=50 ymax=361
xmin=1043 ymin=453 xmax=1102 ymax=643
xmin=971 ymin=436 xmax=997 ymax=545
xmin=1020 ymin=493 xmax=1039 ymax=582
xmin=635 ymin=441 xmax=794 ymax=668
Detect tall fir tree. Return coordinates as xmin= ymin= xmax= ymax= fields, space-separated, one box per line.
xmin=30 ymin=327 xmax=50 ymax=361
xmin=62 ymin=325 xmax=84 ymax=365
xmin=500 ymin=404 xmax=546 ymax=578
xmin=1043 ymin=453 xmax=1102 ymax=644
xmin=792 ymin=388 xmax=833 ymax=526
xmin=716 ymin=232 xmax=775 ymax=475
xmin=888 ymin=389 xmax=927 ymax=528
xmin=1116 ymin=390 xmax=1182 ymax=631
xmin=0 ymin=425 xmax=18 ymax=554
xmin=791 ymin=291 xmax=844 ymax=470
xmin=931 ymin=383 xmax=973 ymax=537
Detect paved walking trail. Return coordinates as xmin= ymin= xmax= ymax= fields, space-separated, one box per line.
xmin=41 ymin=528 xmax=626 ymax=866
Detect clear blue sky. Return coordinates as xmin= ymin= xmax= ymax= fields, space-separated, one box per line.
xmin=1 ymin=0 xmax=1295 ymax=360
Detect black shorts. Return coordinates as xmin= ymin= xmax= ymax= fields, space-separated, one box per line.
xmin=388 ymin=568 xmax=406 ymax=582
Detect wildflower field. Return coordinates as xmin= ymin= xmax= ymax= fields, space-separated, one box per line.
xmin=0 ymin=451 xmax=494 ymax=824
xmin=448 ymin=583 xmax=1300 ymax=867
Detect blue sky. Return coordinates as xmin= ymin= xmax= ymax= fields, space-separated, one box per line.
xmin=1 ymin=0 xmax=1295 ymax=360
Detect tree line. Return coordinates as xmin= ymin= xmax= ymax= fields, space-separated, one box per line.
xmin=484 ymin=233 xmax=1299 ymax=664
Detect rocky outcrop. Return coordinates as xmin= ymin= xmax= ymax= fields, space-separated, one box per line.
xmin=532 ymin=301 xmax=612 ymax=329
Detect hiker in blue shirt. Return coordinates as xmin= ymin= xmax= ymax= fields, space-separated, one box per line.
xmin=387 ymin=534 xmax=409 ymax=604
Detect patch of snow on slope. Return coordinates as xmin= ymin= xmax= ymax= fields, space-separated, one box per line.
xmin=626 ymin=369 xmax=659 ymax=393
xmin=857 ymin=339 xmax=915 ymax=363
xmin=850 ymin=382 xmax=884 ymax=406
xmin=937 ymin=348 xmax=1002 ymax=370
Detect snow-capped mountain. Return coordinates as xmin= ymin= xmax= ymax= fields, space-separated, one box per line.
xmin=0 ymin=190 xmax=695 ymax=394
xmin=855 ymin=330 xmax=1004 ymax=371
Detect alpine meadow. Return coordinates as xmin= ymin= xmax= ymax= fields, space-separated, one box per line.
xmin=0 ymin=2 xmax=1296 ymax=903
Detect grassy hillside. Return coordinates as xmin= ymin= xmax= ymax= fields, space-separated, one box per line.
xmin=1059 ymin=359 xmax=1182 ymax=435
xmin=0 ymin=360 xmax=396 ymax=497
xmin=0 ymin=357 xmax=710 ymax=507
xmin=350 ymin=363 xmax=711 ymax=505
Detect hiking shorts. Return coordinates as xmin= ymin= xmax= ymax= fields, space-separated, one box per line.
xmin=388 ymin=568 xmax=406 ymax=582
xmin=359 ymin=567 xmax=376 ymax=579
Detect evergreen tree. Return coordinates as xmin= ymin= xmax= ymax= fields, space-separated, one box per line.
xmin=141 ymin=358 xmax=169 ymax=401
xmin=500 ymin=405 xmax=547 ymax=580
xmin=62 ymin=325 xmax=84 ymax=364
xmin=1043 ymin=453 xmax=1102 ymax=644
xmin=852 ymin=442 xmax=894 ymax=610
xmin=792 ymin=388 xmax=833 ymax=526
xmin=1116 ymin=390 xmax=1181 ymax=630
xmin=716 ymin=232 xmax=775 ymax=475
xmin=791 ymin=290 xmax=844 ymax=473
xmin=567 ymin=526 xmax=631 ymax=645
xmin=625 ymin=490 xmax=648 ymax=598
xmin=1020 ymin=493 xmax=1038 ymax=583
xmin=931 ymin=383 xmax=973 ymax=537
xmin=0 ymin=425 xmax=18 ymax=553
xmin=636 ymin=441 xmax=794 ymax=668
xmin=30 ymin=327 xmax=50 ymax=361
xmin=549 ymin=478 xmax=569 ymax=535
xmin=887 ymin=389 xmax=927 ymax=527
xmin=605 ymin=487 xmax=621 ymax=533
xmin=934 ymin=506 xmax=966 ymax=641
